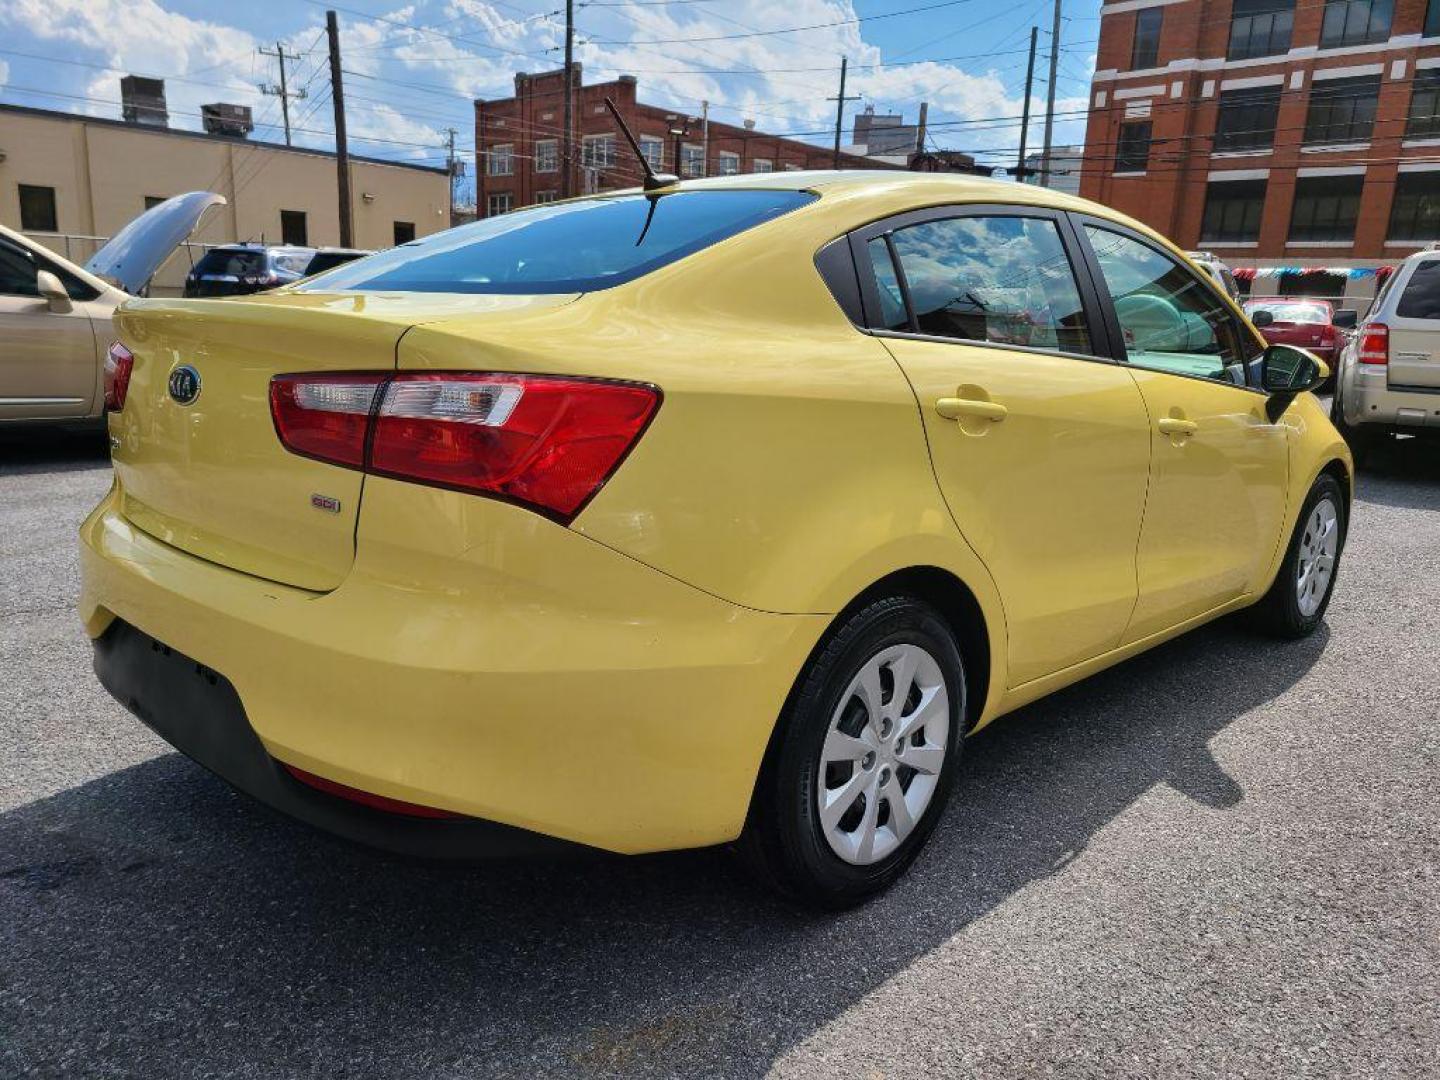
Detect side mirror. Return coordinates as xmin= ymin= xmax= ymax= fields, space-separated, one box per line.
xmin=1332 ymin=308 xmax=1358 ymax=330
xmin=1249 ymin=308 xmax=1274 ymax=328
xmin=1262 ymin=342 xmax=1327 ymax=392
xmin=35 ymin=270 xmax=72 ymax=314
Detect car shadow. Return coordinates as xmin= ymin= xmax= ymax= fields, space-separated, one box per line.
xmin=0 ymin=425 xmax=110 ymax=476
xmin=1353 ymin=436 xmax=1440 ymax=511
xmin=1 ymin=618 xmax=1328 ymax=1078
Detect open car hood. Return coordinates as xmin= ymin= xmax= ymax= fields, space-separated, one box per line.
xmin=85 ymin=191 xmax=227 ymax=295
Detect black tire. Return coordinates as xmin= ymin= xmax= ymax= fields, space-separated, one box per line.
xmin=1331 ymin=391 xmax=1383 ymax=468
xmin=1250 ymin=473 xmax=1347 ymax=639
xmin=737 ymin=596 xmax=966 ymax=909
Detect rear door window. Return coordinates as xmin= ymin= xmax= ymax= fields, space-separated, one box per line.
xmin=1396 ymin=260 xmax=1440 ymax=320
xmin=299 ymin=190 xmax=815 ymax=295
xmin=876 ymin=215 xmax=1093 ymax=354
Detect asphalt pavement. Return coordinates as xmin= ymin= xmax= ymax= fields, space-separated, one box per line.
xmin=2 ymin=425 xmax=1437 ymax=1079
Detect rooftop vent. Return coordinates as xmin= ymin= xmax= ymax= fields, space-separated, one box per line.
xmin=120 ymin=75 xmax=168 ymax=128
xmin=201 ymin=103 xmax=254 ymax=138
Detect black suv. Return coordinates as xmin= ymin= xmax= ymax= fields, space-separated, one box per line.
xmin=183 ymin=245 xmax=316 ymax=297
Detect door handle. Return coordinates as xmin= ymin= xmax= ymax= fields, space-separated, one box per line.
xmin=936 ymin=397 xmax=1008 ymax=422
xmin=1157 ymin=417 xmax=1198 ymax=437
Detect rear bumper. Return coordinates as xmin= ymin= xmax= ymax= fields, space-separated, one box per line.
xmin=80 ymin=484 xmax=825 ymax=854
xmin=1339 ymin=366 xmax=1440 ymax=429
xmin=93 ymin=620 xmax=580 ymax=858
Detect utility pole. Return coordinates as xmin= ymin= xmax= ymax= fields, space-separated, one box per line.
xmin=828 ymin=58 xmax=859 ymax=168
xmin=1041 ymin=0 xmax=1061 ymax=188
xmin=1017 ymin=26 xmax=1038 ymax=182
xmin=700 ymin=99 xmax=709 ymax=177
xmin=562 ymin=0 xmax=575 ymax=198
xmin=326 ymin=10 xmax=353 ymax=246
xmin=446 ymin=127 xmax=457 ymax=226
xmin=915 ymin=101 xmax=928 ymax=161
xmin=258 ymin=42 xmax=307 ymax=146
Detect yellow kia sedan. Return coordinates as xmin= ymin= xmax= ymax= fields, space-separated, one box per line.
xmin=80 ymin=172 xmax=1350 ymax=907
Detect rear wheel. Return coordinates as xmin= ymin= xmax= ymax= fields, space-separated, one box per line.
xmin=1251 ymin=474 xmax=1346 ymax=639
xmin=1331 ymin=391 xmax=1383 ymax=468
xmin=738 ymin=596 xmax=965 ymax=909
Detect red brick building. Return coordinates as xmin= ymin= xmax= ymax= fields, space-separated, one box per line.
xmin=473 ymin=67 xmax=890 ymax=217
xmin=1081 ymin=0 xmax=1440 ymax=284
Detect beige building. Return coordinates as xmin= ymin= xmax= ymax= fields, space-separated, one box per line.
xmin=0 ymin=101 xmax=450 ymax=294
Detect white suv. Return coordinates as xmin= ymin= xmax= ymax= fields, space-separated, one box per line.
xmin=1332 ymin=248 xmax=1440 ymax=464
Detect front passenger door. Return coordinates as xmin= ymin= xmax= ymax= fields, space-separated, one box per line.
xmin=0 ymin=238 xmax=99 ymax=420
xmin=1076 ymin=222 xmax=1289 ymax=642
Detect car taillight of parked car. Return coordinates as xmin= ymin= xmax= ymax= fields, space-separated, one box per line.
xmin=103 ymin=342 xmax=134 ymax=413
xmin=270 ymin=372 xmax=660 ymax=522
xmin=1357 ymin=323 xmax=1389 ymax=365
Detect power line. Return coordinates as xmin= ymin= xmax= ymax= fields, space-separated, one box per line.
xmin=586 ymin=0 xmax=982 ymax=45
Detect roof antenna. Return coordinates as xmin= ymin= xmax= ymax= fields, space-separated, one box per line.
xmin=603 ymin=97 xmax=678 ymax=192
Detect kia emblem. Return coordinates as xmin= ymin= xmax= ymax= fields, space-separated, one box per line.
xmin=167 ymin=365 xmax=202 ymax=406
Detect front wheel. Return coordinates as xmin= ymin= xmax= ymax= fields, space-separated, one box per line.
xmin=737 ymin=596 xmax=966 ymax=909
xmin=1250 ymin=474 xmax=1347 ymax=639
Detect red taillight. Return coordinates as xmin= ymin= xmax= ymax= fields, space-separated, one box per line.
xmin=103 ymin=341 xmax=134 ymax=413
xmin=1357 ymin=323 xmax=1389 ymax=365
xmin=270 ymin=373 xmax=387 ymax=468
xmin=269 ymin=372 xmax=660 ymax=522
xmin=281 ymin=764 xmax=462 ymax=819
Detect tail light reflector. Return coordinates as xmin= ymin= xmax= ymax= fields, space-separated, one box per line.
xmin=1357 ymin=323 xmax=1389 ymax=365
xmin=270 ymin=374 xmax=387 ymax=468
xmin=269 ymin=371 xmax=660 ymax=523
xmin=103 ymin=341 xmax=134 ymax=413
xmin=281 ymin=764 xmax=462 ymax=819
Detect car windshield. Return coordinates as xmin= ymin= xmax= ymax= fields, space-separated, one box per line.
xmin=297 ymin=190 xmax=816 ymax=294
xmin=194 ymin=249 xmax=267 ymax=276
xmin=1245 ymin=301 xmax=1330 ymax=324
xmin=1396 ymin=260 xmax=1440 ymax=320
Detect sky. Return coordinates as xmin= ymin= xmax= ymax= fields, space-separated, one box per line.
xmin=0 ymin=0 xmax=1100 ymax=207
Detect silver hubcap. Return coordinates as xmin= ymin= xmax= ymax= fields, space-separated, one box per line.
xmin=1296 ymin=497 xmax=1339 ymax=618
xmin=817 ymin=643 xmax=950 ymax=866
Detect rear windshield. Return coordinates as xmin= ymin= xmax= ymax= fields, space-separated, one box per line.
xmin=194 ymin=249 xmax=266 ymax=276
xmin=1245 ymin=301 xmax=1330 ymax=324
xmin=1396 ymin=260 xmax=1440 ymax=320
xmin=297 ymin=190 xmax=816 ymax=294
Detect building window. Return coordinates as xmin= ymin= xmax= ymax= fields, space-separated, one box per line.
xmin=1427 ymin=0 xmax=1440 ymax=36
xmin=535 ymin=139 xmax=558 ymax=173
xmin=487 ymin=144 xmax=514 ymax=176
xmin=1214 ymin=85 xmax=1282 ymax=152
xmin=1115 ymin=121 xmax=1152 ymax=172
xmin=280 ymin=210 xmax=308 ymax=246
xmin=393 ymin=221 xmax=416 ymax=245
xmin=639 ymin=135 xmax=664 ymax=170
xmin=1387 ymin=172 xmax=1440 ymax=241
xmin=716 ymin=151 xmax=740 ymax=176
xmin=1320 ymin=0 xmax=1393 ymax=48
xmin=18 ymin=185 xmax=57 ymax=232
xmin=1201 ymin=179 xmax=1267 ymax=243
xmin=1130 ymin=7 xmax=1163 ymax=70
xmin=680 ymin=143 xmax=705 ymax=178
xmin=487 ymin=193 xmax=513 ymax=216
xmin=1304 ymin=75 xmax=1380 ymax=145
xmin=1288 ymin=174 xmax=1364 ymax=242
xmin=535 ymin=191 xmax=559 ymax=204
xmin=143 ymin=195 xmax=168 ymax=210
xmin=1407 ymin=69 xmax=1440 ymax=138
xmin=581 ymin=134 xmax=616 ymax=169
xmin=752 ymin=158 xmax=774 ymax=173
xmin=1228 ymin=0 xmax=1294 ymax=60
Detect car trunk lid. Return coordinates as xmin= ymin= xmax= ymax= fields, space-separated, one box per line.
xmin=109 ymin=290 xmax=576 ymax=591
xmin=1389 ymin=259 xmax=1440 ymax=389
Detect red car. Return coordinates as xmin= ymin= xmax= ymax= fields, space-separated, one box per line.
xmin=1242 ymin=297 xmax=1355 ymax=364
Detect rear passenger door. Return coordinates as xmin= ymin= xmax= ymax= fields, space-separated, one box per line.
xmin=1073 ymin=220 xmax=1289 ymax=642
xmin=852 ymin=206 xmax=1152 ymax=687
